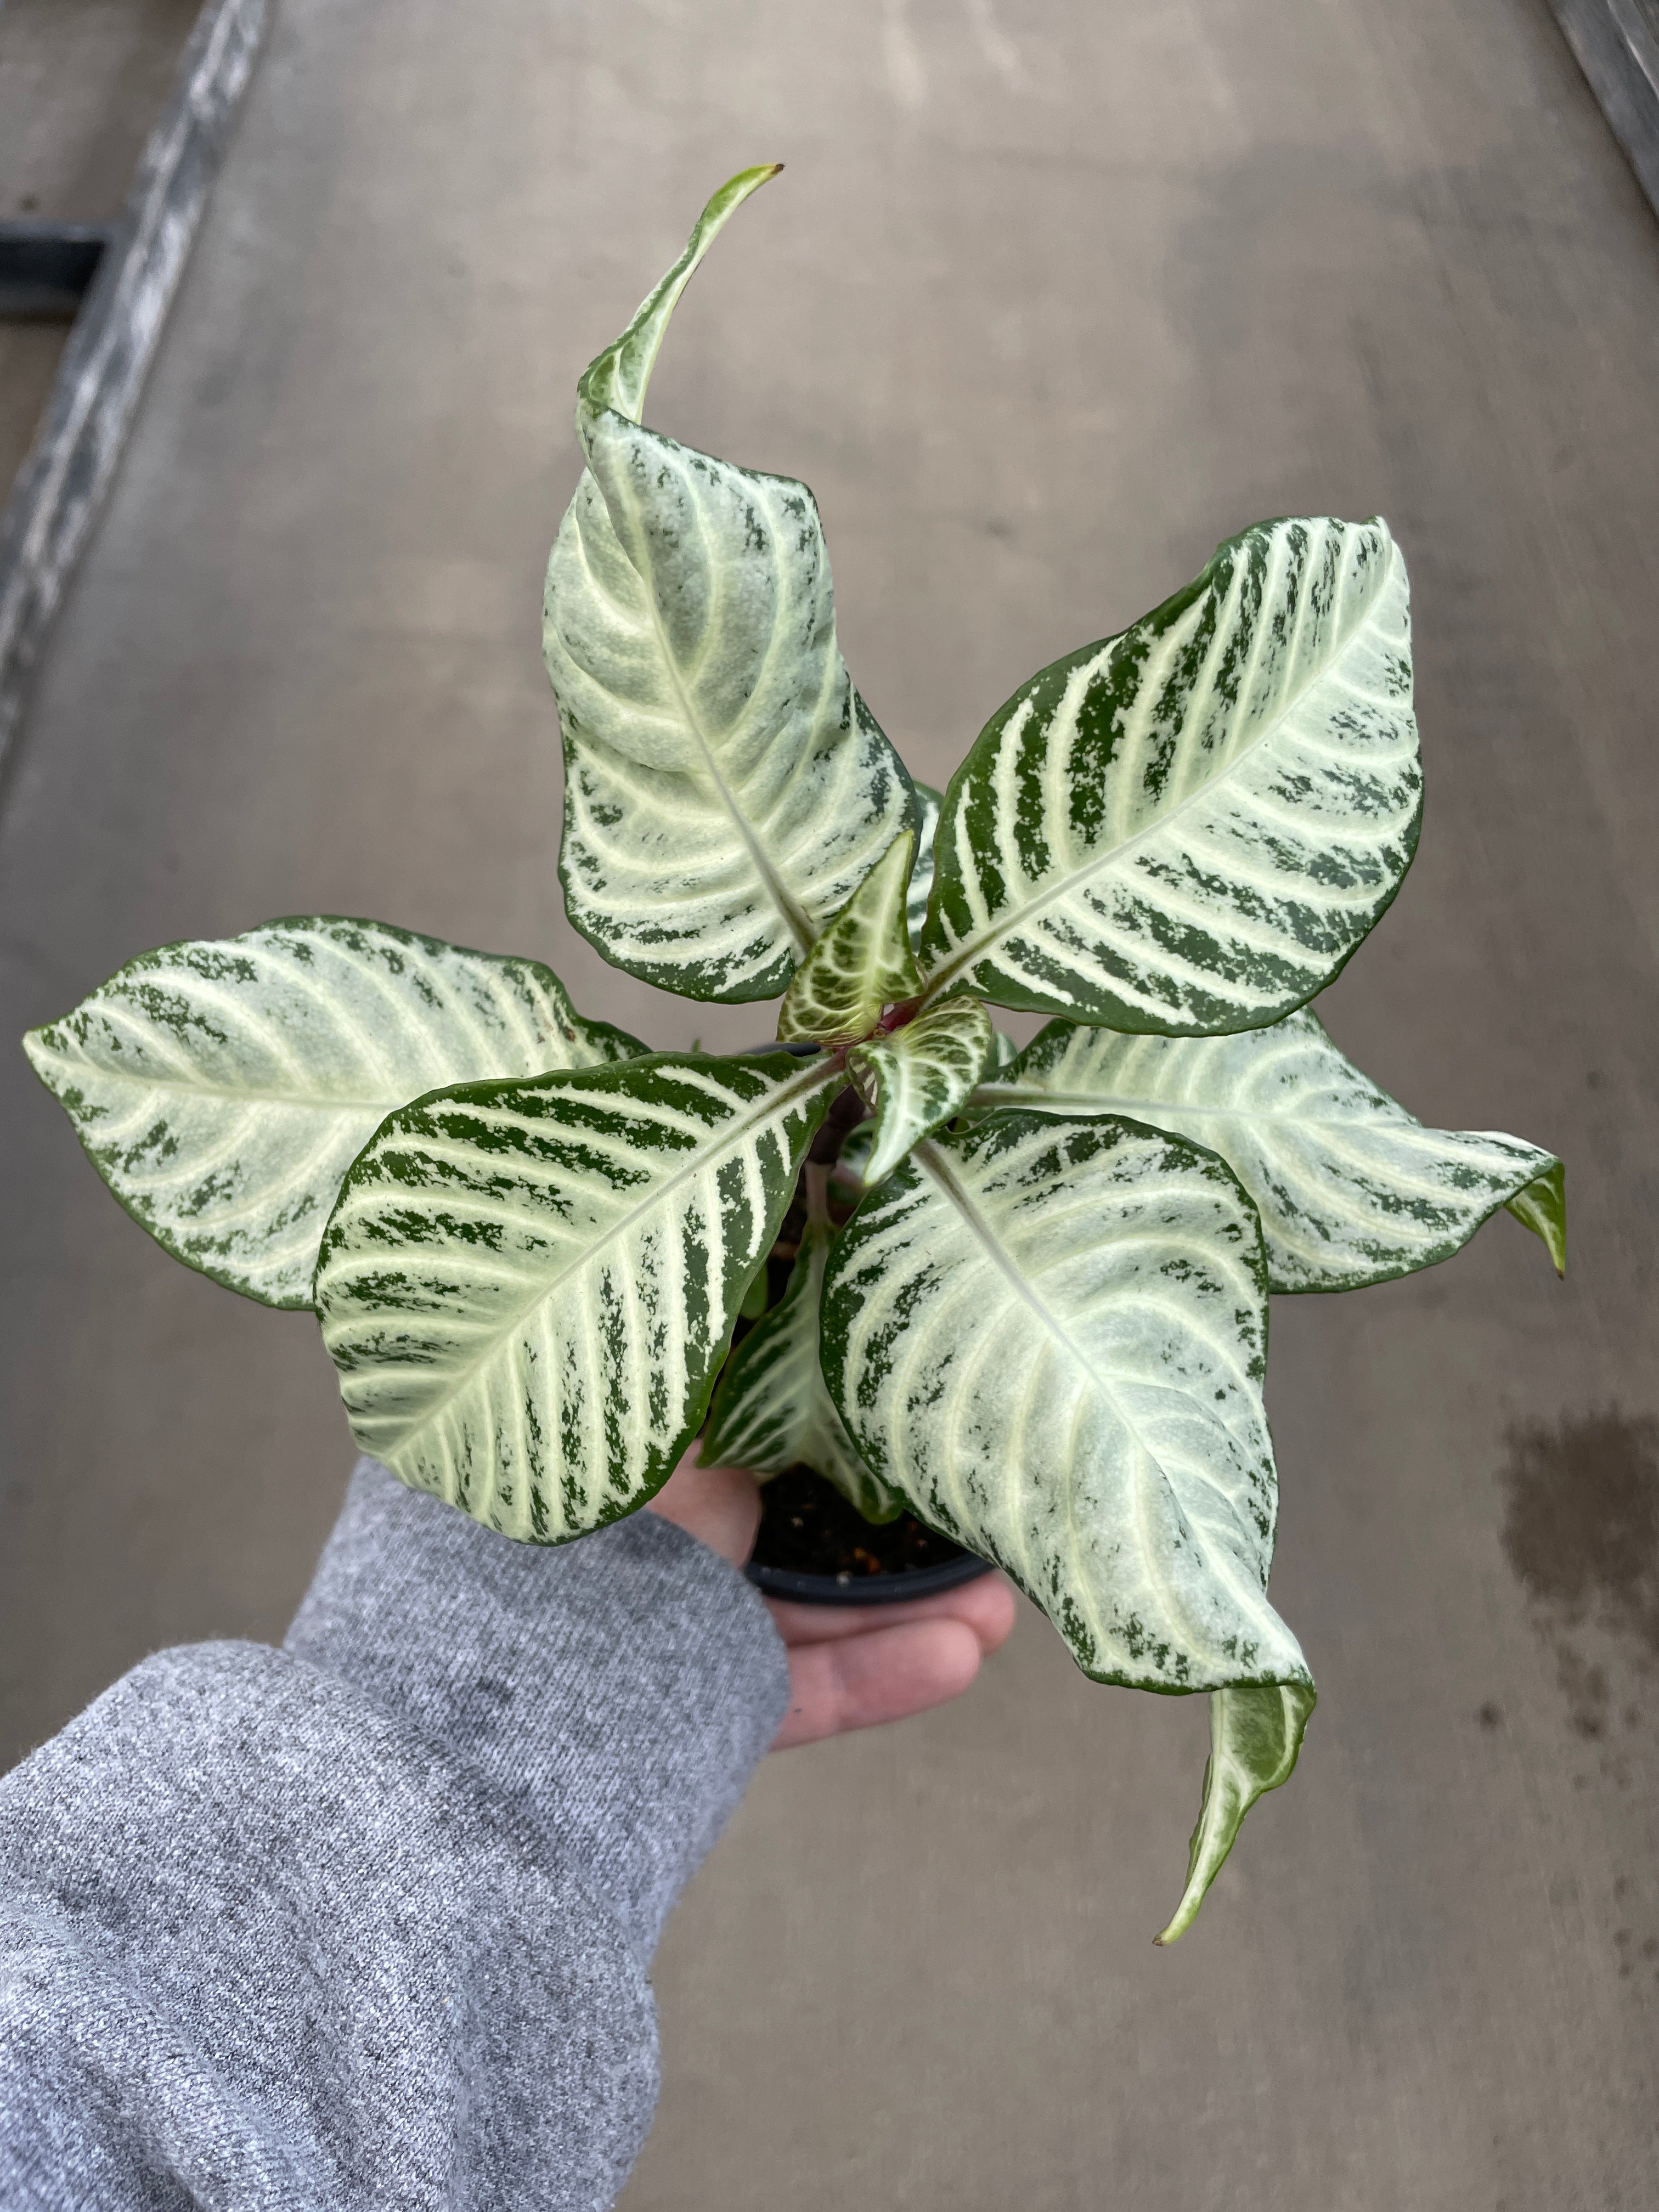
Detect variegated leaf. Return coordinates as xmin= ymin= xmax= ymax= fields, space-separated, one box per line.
xmin=702 ymin=1172 xmax=902 ymax=1521
xmin=543 ymin=170 xmax=917 ymax=1003
xmin=778 ymin=831 xmax=921 ymax=1045
xmin=907 ymin=782 xmax=942 ymax=951
xmin=22 ymin=919 xmax=642 ymax=1310
xmin=988 ymin=1025 xmax=1020 ymax=1073
xmin=848 ymin=995 xmax=994 ymax=1187
xmin=315 ymin=1051 xmax=843 ymax=1541
xmin=977 ymin=1011 xmax=1564 ymax=1293
xmin=1155 ymin=1680 xmax=1317 ymax=1945
xmin=918 ymin=518 xmax=1421 ymax=1033
xmin=821 ymin=1110 xmax=1311 ymax=1695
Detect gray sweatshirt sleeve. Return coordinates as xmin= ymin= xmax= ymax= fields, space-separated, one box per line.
xmin=0 ymin=1458 xmax=790 ymax=2210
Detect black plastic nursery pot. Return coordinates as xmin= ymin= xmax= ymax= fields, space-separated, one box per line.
xmin=744 ymin=1465 xmax=996 ymax=1606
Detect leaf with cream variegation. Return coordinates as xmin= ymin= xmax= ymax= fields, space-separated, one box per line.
xmin=22 ymin=918 xmax=642 ymax=1309
xmin=821 ymin=1109 xmax=1311 ymax=1696
xmin=315 ymin=1050 xmax=844 ymax=1540
xmin=848 ymin=996 xmax=993 ymax=1187
xmin=976 ymin=1009 xmax=1563 ymax=1293
xmin=919 ymin=517 xmax=1421 ymax=1033
xmin=544 ymin=172 xmax=916 ymax=1003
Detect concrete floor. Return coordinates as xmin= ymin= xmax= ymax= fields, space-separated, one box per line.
xmin=2 ymin=1 xmax=1657 ymax=2204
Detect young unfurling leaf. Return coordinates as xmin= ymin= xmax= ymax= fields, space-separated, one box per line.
xmin=847 ymin=995 xmax=993 ymax=1187
xmin=778 ymin=831 xmax=922 ymax=1046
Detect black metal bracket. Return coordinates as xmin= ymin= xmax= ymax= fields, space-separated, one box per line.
xmin=0 ymin=222 xmax=115 ymax=320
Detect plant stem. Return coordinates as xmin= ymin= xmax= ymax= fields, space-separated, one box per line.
xmin=804 ymin=1161 xmax=832 ymax=1228
xmin=805 ymin=1078 xmax=866 ymax=1165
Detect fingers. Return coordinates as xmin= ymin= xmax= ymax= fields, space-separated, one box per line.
xmin=773 ymin=1617 xmax=986 ymax=1750
xmin=649 ymin=1458 xmax=1017 ymax=1748
xmin=645 ymin=1454 xmax=761 ymax=1567
xmin=768 ymin=1572 xmax=1018 ymax=1654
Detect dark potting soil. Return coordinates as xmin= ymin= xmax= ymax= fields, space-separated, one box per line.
xmin=751 ymin=1465 xmax=970 ymax=1579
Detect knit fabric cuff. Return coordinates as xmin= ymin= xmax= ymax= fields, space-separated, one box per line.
xmin=285 ymin=1459 xmax=789 ymax=1951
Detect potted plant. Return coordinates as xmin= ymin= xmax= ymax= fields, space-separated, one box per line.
xmin=22 ymin=166 xmax=1564 ymax=1944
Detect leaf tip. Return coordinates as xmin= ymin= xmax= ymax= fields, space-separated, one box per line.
xmin=1504 ymin=1161 xmax=1566 ymax=1279
xmin=1152 ymin=1887 xmax=1202 ymax=1948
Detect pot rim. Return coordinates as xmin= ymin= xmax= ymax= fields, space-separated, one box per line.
xmin=744 ymin=1550 xmax=996 ymax=1607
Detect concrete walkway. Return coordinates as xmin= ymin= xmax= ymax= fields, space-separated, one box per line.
xmin=2 ymin=2 xmax=1655 ymax=2204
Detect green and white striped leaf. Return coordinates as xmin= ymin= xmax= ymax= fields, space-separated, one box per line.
xmin=544 ymin=170 xmax=916 ymax=1004
xmin=1155 ymin=1680 xmax=1316 ymax=1945
xmin=977 ymin=1011 xmax=1564 ymax=1293
xmin=907 ymin=782 xmax=942 ymax=952
xmin=918 ymin=517 xmax=1421 ymax=1033
xmin=778 ymin=831 xmax=921 ymax=1045
xmin=22 ymin=918 xmax=642 ymax=1310
xmin=315 ymin=1051 xmax=843 ymax=1541
xmin=822 ymin=1110 xmax=1311 ymax=1694
xmin=703 ymin=1175 xmax=902 ymax=1522
xmin=847 ymin=995 xmax=994 ymax=1187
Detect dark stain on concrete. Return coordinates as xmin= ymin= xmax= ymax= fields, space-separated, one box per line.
xmin=1499 ymin=1408 xmax=1659 ymax=1737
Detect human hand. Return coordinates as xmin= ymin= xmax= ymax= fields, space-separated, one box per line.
xmin=648 ymin=1452 xmax=1017 ymax=1750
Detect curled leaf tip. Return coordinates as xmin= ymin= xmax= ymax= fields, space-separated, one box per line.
xmin=1504 ymin=1161 xmax=1566 ymax=1280
xmin=578 ymin=163 xmax=789 ymax=430
xmin=1154 ymin=1680 xmax=1315 ymax=1948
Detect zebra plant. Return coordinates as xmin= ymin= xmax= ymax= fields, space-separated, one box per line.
xmin=22 ymin=168 xmax=1564 ymax=1945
